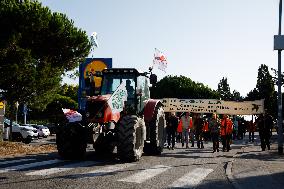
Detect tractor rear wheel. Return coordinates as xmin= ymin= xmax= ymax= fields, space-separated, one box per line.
xmin=117 ymin=115 xmax=145 ymax=162
xmin=56 ymin=122 xmax=87 ymax=160
xmin=144 ymin=105 xmax=166 ymax=155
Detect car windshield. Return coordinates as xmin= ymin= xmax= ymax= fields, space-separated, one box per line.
xmin=101 ymin=73 xmax=136 ymax=95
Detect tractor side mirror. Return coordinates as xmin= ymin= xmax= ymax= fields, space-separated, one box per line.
xmin=150 ymin=74 xmax=157 ymax=85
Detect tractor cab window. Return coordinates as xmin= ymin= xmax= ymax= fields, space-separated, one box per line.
xmin=137 ymin=76 xmax=150 ymax=112
xmin=101 ymin=74 xmax=136 ymax=99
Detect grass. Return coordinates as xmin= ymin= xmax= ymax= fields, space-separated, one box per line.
xmin=0 ymin=141 xmax=57 ymax=158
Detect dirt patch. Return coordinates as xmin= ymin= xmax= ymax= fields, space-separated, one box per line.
xmin=0 ymin=141 xmax=57 ymax=158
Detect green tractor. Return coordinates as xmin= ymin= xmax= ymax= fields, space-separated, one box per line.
xmin=56 ymin=68 xmax=166 ymax=162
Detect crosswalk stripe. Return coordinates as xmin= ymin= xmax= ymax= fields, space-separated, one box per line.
xmin=0 ymin=159 xmax=63 ymax=173
xmin=69 ymin=163 xmax=136 ymax=178
xmin=118 ymin=165 xmax=171 ymax=184
xmin=0 ymin=159 xmax=35 ymax=166
xmin=169 ymin=168 xmax=213 ymax=188
xmin=26 ymin=161 xmax=99 ymax=176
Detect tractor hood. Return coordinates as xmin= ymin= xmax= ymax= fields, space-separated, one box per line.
xmin=85 ymin=94 xmax=120 ymax=123
xmin=87 ymin=94 xmax=111 ymax=102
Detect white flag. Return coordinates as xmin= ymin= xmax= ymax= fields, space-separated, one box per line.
xmin=153 ymin=48 xmax=168 ymax=72
xmin=90 ymin=32 xmax=99 ymax=48
xmin=107 ymin=81 xmax=128 ymax=113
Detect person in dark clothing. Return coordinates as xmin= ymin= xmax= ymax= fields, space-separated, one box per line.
xmin=194 ymin=114 xmax=204 ymax=149
xmin=166 ymin=112 xmax=179 ymax=150
xmin=209 ymin=113 xmax=220 ymax=152
xmin=257 ymin=114 xmax=272 ymax=151
xmin=248 ymin=120 xmax=255 ymax=142
xmin=238 ymin=120 xmax=244 ymax=140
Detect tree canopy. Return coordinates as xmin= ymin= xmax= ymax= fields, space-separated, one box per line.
xmin=151 ymin=75 xmax=219 ymax=99
xmin=0 ymin=0 xmax=91 ymax=109
xmin=256 ymin=64 xmax=276 ymax=117
xmin=245 ymin=64 xmax=277 ymax=118
xmin=217 ymin=77 xmax=232 ymax=100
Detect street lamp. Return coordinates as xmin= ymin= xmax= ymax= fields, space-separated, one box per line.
xmin=274 ymin=0 xmax=284 ymax=154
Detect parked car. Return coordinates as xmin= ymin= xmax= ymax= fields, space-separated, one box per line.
xmin=34 ymin=125 xmax=50 ymax=138
xmin=3 ymin=119 xmax=38 ymax=144
xmin=23 ymin=124 xmax=50 ymax=138
xmin=45 ymin=123 xmax=57 ymax=135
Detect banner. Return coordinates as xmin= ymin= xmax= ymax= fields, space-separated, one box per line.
xmin=107 ymin=81 xmax=128 ymax=113
xmin=161 ymin=98 xmax=264 ymax=115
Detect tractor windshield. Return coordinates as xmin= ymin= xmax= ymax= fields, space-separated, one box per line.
xmin=101 ymin=73 xmax=136 ymax=97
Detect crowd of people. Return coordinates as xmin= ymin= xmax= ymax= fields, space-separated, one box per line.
xmin=165 ymin=112 xmax=274 ymax=152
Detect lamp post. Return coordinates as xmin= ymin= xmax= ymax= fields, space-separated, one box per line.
xmin=277 ymin=0 xmax=283 ymax=154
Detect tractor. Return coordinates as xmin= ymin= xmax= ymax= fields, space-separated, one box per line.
xmin=56 ymin=68 xmax=166 ymax=162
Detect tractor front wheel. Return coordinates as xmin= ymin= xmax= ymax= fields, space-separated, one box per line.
xmin=117 ymin=115 xmax=145 ymax=162
xmin=56 ymin=122 xmax=87 ymax=160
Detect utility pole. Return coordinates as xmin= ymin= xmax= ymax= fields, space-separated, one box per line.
xmin=275 ymin=0 xmax=284 ymax=154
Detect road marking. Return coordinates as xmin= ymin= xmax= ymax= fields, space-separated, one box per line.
xmin=118 ymin=165 xmax=171 ymax=183
xmin=0 ymin=159 xmax=63 ymax=173
xmin=70 ymin=163 xmax=136 ymax=178
xmin=169 ymin=168 xmax=213 ymax=188
xmin=0 ymin=159 xmax=35 ymax=166
xmin=26 ymin=161 xmax=99 ymax=176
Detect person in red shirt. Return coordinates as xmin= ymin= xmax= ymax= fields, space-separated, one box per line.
xmin=220 ymin=114 xmax=233 ymax=152
xmin=202 ymin=118 xmax=210 ymax=141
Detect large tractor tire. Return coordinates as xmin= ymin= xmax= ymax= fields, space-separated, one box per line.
xmin=144 ymin=105 xmax=166 ymax=155
xmin=117 ymin=115 xmax=146 ymax=162
xmin=56 ymin=122 xmax=87 ymax=160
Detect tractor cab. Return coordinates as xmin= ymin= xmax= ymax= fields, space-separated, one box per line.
xmin=100 ymin=68 xmax=151 ymax=114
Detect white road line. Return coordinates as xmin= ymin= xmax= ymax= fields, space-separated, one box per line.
xmin=169 ymin=168 xmax=213 ymax=188
xmin=0 ymin=159 xmax=63 ymax=173
xmin=26 ymin=161 xmax=99 ymax=176
xmin=0 ymin=159 xmax=35 ymax=166
xmin=70 ymin=163 xmax=136 ymax=178
xmin=118 ymin=165 xmax=171 ymax=184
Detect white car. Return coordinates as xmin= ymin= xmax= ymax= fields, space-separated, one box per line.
xmin=3 ymin=119 xmax=38 ymax=144
xmin=33 ymin=125 xmax=50 ymax=138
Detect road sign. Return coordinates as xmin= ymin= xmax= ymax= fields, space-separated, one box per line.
xmin=0 ymin=101 xmax=4 ymax=109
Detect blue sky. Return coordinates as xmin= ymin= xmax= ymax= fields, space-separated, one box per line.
xmin=40 ymin=0 xmax=279 ymax=96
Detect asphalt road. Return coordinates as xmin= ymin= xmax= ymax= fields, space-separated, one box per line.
xmin=0 ymin=137 xmax=253 ymax=189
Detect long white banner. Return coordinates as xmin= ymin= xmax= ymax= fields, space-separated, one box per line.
xmin=161 ymin=98 xmax=264 ymax=115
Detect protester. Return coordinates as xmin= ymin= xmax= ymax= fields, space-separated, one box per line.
xmin=220 ymin=114 xmax=233 ymax=152
xmin=238 ymin=119 xmax=245 ymax=140
xmin=178 ymin=112 xmax=191 ymax=148
xmin=257 ymin=113 xmax=273 ymax=151
xmin=188 ymin=114 xmax=194 ymax=147
xmin=194 ymin=113 xmax=204 ymax=149
xmin=202 ymin=118 xmax=210 ymax=141
xmin=209 ymin=113 xmax=220 ymax=152
xmin=248 ymin=120 xmax=256 ymax=142
xmin=166 ymin=112 xmax=179 ymax=150
xmin=232 ymin=116 xmax=238 ymax=140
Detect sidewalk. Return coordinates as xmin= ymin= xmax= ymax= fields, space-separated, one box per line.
xmin=228 ymin=133 xmax=284 ymax=189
